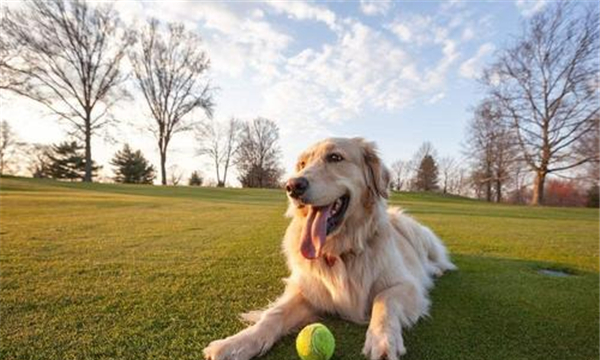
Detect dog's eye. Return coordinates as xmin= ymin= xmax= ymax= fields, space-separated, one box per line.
xmin=327 ymin=153 xmax=344 ymax=163
xmin=297 ymin=161 xmax=306 ymax=170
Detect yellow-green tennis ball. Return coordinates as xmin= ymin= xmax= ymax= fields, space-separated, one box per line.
xmin=296 ymin=323 xmax=335 ymax=360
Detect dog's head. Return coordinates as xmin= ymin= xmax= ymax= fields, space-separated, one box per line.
xmin=285 ymin=137 xmax=390 ymax=260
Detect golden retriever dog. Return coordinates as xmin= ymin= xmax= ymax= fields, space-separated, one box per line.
xmin=203 ymin=137 xmax=456 ymax=360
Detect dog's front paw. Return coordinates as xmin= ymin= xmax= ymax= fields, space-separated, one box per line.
xmin=203 ymin=338 xmax=245 ymax=360
xmin=362 ymin=326 xmax=406 ymax=360
xmin=203 ymin=338 xmax=228 ymax=360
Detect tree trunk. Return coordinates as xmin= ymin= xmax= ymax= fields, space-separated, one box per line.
xmin=160 ymin=148 xmax=167 ymax=185
xmin=495 ymin=179 xmax=502 ymax=203
xmin=531 ymin=171 xmax=546 ymax=205
xmin=485 ymin=162 xmax=492 ymax=202
xmin=84 ymin=117 xmax=92 ymax=182
xmin=215 ymin=158 xmax=223 ymax=187
xmin=222 ymin=160 xmax=229 ymax=187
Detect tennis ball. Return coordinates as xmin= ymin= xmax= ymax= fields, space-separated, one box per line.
xmin=296 ymin=323 xmax=335 ymax=360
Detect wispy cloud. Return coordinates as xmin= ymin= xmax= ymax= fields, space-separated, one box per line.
xmin=515 ymin=0 xmax=547 ymax=17
xmin=262 ymin=20 xmax=414 ymax=125
xmin=265 ymin=1 xmax=338 ymax=31
xmin=386 ymin=14 xmax=435 ymax=45
xmin=359 ymin=0 xmax=392 ymax=16
xmin=427 ymin=92 xmax=446 ymax=104
xmin=459 ymin=42 xmax=495 ymax=79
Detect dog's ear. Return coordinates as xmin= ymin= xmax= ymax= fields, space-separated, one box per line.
xmin=356 ymin=138 xmax=390 ymax=199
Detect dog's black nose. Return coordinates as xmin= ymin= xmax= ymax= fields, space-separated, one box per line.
xmin=286 ymin=177 xmax=309 ymax=198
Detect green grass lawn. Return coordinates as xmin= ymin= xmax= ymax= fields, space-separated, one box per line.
xmin=0 ymin=176 xmax=598 ymax=360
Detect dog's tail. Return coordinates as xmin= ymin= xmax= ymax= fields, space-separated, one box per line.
xmin=419 ymin=225 xmax=457 ymax=276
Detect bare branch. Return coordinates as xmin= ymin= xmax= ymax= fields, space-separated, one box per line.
xmin=130 ymin=18 xmax=213 ymax=185
xmin=1 ymin=0 xmax=134 ymax=181
xmin=482 ymin=2 xmax=599 ymax=204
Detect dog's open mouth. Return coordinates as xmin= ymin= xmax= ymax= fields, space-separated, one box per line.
xmin=300 ymin=194 xmax=350 ymax=260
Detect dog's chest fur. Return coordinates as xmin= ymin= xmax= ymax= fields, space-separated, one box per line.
xmin=296 ymin=254 xmax=374 ymax=323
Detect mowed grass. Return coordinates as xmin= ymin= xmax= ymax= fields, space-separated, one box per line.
xmin=0 ymin=176 xmax=598 ymax=360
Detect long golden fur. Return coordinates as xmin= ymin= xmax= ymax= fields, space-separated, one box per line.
xmin=204 ymin=137 xmax=456 ymax=360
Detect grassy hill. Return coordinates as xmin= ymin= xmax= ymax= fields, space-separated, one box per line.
xmin=0 ymin=177 xmax=598 ymax=360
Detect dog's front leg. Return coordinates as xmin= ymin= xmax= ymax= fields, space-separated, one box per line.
xmin=362 ymin=281 xmax=429 ymax=360
xmin=203 ymin=286 xmax=317 ymax=360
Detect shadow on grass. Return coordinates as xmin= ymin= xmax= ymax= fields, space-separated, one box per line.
xmin=259 ymin=254 xmax=598 ymax=360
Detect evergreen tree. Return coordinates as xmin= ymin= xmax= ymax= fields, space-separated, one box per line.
xmin=46 ymin=141 xmax=100 ymax=181
xmin=188 ymin=171 xmax=203 ymax=186
xmin=110 ymin=144 xmax=155 ymax=184
xmin=415 ymin=155 xmax=439 ymax=191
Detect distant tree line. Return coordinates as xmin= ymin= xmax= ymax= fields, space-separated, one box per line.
xmin=389 ymin=142 xmax=469 ymax=196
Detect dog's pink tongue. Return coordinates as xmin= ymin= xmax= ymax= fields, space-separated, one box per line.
xmin=300 ymin=205 xmax=332 ymax=260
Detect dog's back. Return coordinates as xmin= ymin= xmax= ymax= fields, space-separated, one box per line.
xmin=388 ymin=207 xmax=456 ymax=282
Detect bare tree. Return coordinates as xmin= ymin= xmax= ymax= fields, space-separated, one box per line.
xmin=1 ymin=0 xmax=134 ymax=182
xmin=483 ymin=2 xmax=599 ymax=205
xmin=411 ymin=141 xmax=437 ymax=165
xmin=0 ymin=12 xmax=26 ymax=92
xmin=236 ymin=118 xmax=283 ymax=188
xmin=28 ymin=143 xmax=52 ymax=178
xmin=168 ymin=164 xmax=184 ymax=186
xmin=390 ymin=159 xmax=409 ymax=191
xmin=438 ymin=157 xmax=456 ymax=194
xmin=451 ymin=166 xmax=470 ymax=196
xmin=575 ymin=116 xmax=600 ymax=185
xmin=507 ymin=162 xmax=531 ymax=204
xmin=465 ymin=99 xmax=517 ymax=202
xmin=130 ymin=19 xmax=213 ymax=185
xmin=196 ymin=117 xmax=241 ymax=187
xmin=0 ymin=120 xmax=16 ymax=175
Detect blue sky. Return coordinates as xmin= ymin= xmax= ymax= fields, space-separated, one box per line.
xmin=1 ymin=0 xmax=560 ymax=183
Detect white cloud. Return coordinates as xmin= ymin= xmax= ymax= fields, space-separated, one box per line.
xmin=425 ymin=39 xmax=459 ymax=87
xmin=386 ymin=3 xmax=485 ymax=47
xmin=251 ymin=8 xmax=265 ymax=19
xmin=427 ymin=92 xmax=446 ymax=104
xmin=261 ymin=20 xmax=418 ymax=127
xmin=360 ymin=0 xmax=392 ymax=16
xmin=265 ymin=1 xmax=338 ymax=31
xmin=386 ymin=12 xmax=463 ymax=89
xmin=384 ymin=3 xmax=491 ymax=89
xmin=386 ymin=14 xmax=434 ymax=45
xmin=387 ymin=22 xmax=412 ymax=42
xmin=459 ymin=42 xmax=495 ymax=79
xmin=461 ymin=27 xmax=475 ymax=41
xmin=515 ymin=0 xmax=547 ymax=17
